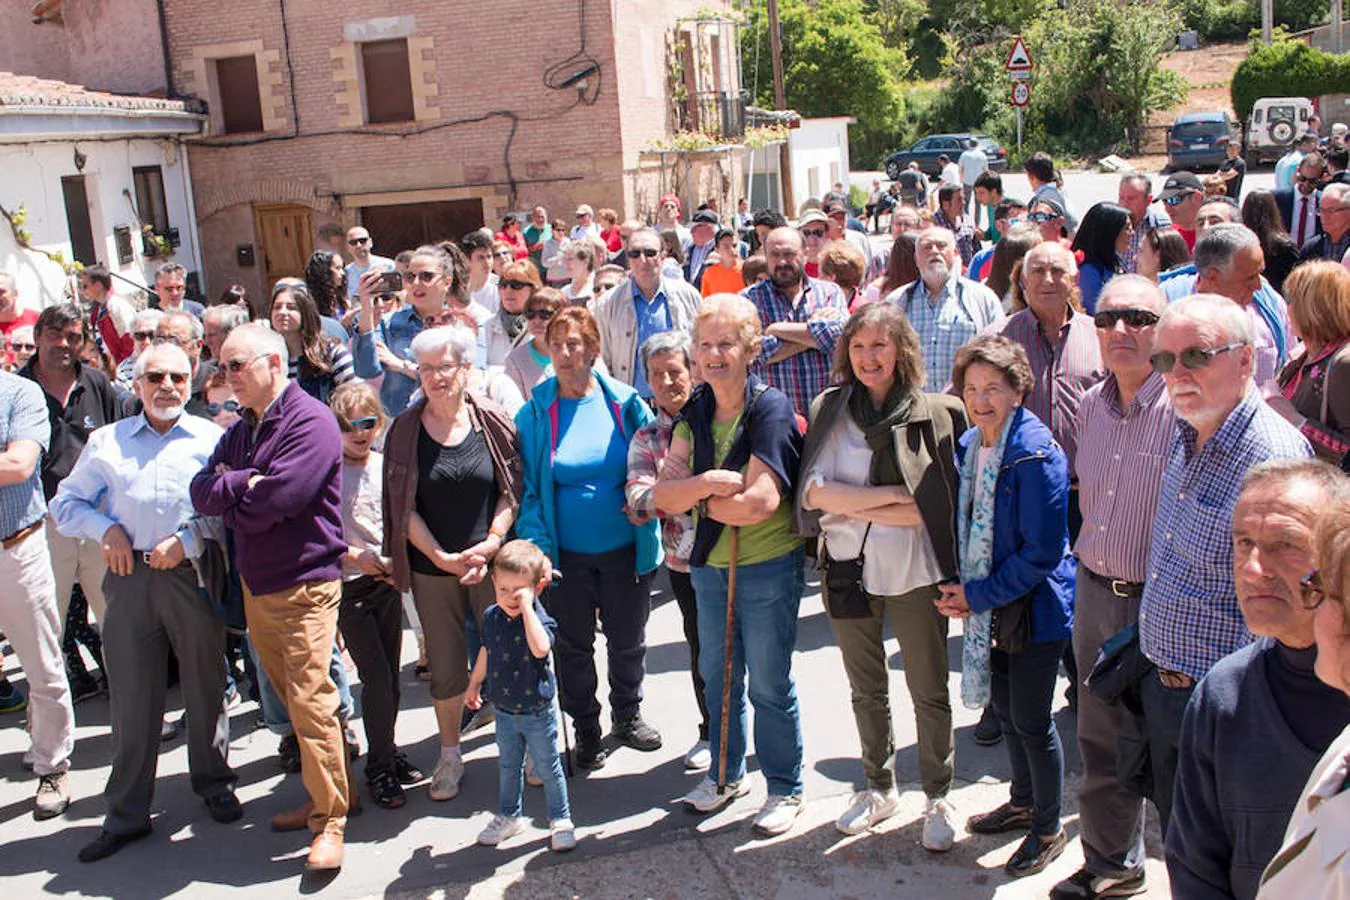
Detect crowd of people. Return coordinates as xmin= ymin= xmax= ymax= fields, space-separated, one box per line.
xmin=1 ymin=136 xmax=1350 ymax=897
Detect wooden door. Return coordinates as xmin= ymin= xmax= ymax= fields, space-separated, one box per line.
xmin=360 ymin=200 xmax=484 ymax=254
xmin=253 ymin=204 xmax=313 ymax=292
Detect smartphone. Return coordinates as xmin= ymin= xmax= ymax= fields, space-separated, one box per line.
xmin=379 ymin=270 xmax=403 ymax=292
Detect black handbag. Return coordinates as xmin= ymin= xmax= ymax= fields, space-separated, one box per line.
xmin=821 ymin=524 xmax=873 ymax=620
xmin=990 ymin=591 xmax=1032 ymax=654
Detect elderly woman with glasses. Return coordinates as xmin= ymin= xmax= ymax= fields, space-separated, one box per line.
xmin=268 ymin=282 xmax=356 ymax=404
xmin=382 ymin=323 xmax=521 ymax=804
xmin=515 ymin=306 xmax=663 ymax=771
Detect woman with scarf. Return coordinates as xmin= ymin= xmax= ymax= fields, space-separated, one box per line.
xmin=482 ymin=259 xmax=536 ymax=369
xmin=795 ymin=303 xmax=966 ymax=847
xmin=938 ymin=334 xmax=1074 ymax=878
xmin=652 ymin=294 xmax=807 ymax=837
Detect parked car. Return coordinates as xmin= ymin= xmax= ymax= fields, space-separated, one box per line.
xmin=1245 ymin=96 xmax=1318 ymax=166
xmin=883 ymin=134 xmax=1007 ymax=181
xmin=1165 ymin=110 xmax=1240 ymax=172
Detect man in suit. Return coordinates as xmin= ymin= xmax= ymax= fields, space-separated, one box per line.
xmin=1300 ymin=182 xmax=1350 ymax=262
xmin=1274 ymin=152 xmax=1325 ymax=246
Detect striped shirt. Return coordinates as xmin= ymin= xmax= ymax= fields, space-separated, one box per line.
xmin=1073 ymin=372 xmax=1176 ymax=583
xmin=989 ymin=307 xmax=1104 ymax=472
xmin=1139 ymin=387 xmax=1312 ymax=680
xmin=287 ymin=340 xmax=356 ymax=389
xmin=745 ymin=275 xmax=849 ymax=418
xmin=889 ymin=273 xmax=1005 ymax=391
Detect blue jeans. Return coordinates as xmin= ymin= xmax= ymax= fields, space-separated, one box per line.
xmin=497 ymin=705 xmax=570 ymax=822
xmin=989 ymin=638 xmax=1067 ymax=836
xmin=691 ymin=546 xmax=805 ymax=797
xmin=251 ymin=637 xmax=355 ymax=735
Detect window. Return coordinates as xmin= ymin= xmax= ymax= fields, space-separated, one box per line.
xmin=133 ymin=166 xmax=169 ymax=234
xmin=61 ymin=176 xmax=97 ymax=266
xmin=361 ymin=39 xmax=415 ymax=124
xmin=216 ymin=56 xmax=264 ymax=134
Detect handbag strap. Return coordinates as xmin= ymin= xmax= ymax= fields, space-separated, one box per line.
xmin=823 ymin=520 xmax=872 ymax=566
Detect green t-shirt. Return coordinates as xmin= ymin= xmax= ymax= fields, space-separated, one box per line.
xmin=675 ymin=417 xmax=801 ymax=569
xmin=524 ymin=223 xmax=551 ymax=269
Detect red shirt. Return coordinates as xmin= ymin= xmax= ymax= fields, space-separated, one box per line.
xmin=601 ymin=226 xmax=623 ymax=254
xmin=0 ymin=308 xmax=38 ymax=338
xmin=1176 ymin=226 xmax=1196 ymax=253
xmin=495 ymin=231 xmax=529 ymax=260
xmin=92 ymin=304 xmax=134 ymax=363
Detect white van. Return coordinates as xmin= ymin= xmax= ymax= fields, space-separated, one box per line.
xmin=1245 ymin=97 xmax=1317 ymax=165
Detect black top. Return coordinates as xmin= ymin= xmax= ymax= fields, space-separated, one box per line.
xmin=1220 ymin=156 xmax=1246 ymax=200
xmin=409 ymin=424 xmax=497 ymax=575
xmin=1264 ymin=239 xmax=1302 ymax=294
xmin=19 ymin=359 xmax=129 ymax=500
xmin=1270 ymin=642 xmax=1350 ymax=753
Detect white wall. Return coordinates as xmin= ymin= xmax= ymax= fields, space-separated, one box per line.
xmin=788 ymin=118 xmax=852 ymax=213
xmin=0 ymin=137 xmax=202 ymax=310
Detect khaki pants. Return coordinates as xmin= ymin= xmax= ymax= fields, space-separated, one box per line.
xmin=46 ymin=513 xmax=107 ymax=627
xmin=243 ymin=578 xmax=350 ymax=835
xmin=827 ymin=582 xmax=953 ymax=796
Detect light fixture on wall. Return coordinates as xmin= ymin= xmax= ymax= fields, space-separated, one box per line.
xmin=72 ymin=146 xmax=86 ymax=172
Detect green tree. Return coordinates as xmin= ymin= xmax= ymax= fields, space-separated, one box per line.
xmin=741 ymin=0 xmax=910 ymax=164
xmin=1231 ymin=36 xmax=1350 ymax=119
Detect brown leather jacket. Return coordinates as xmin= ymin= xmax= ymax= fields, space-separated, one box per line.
xmin=382 ymin=391 xmax=523 ymax=592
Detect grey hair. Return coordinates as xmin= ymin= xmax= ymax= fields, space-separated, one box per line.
xmin=154 ymin=261 xmax=187 ymax=281
xmin=203 ymin=304 xmax=250 ymax=333
xmin=1193 ymin=223 xmax=1261 ymax=276
xmin=409 ymin=323 xmax=477 ymax=366
xmin=131 ymin=308 xmax=164 ymax=331
xmin=160 ymin=309 xmax=203 ymax=341
xmin=627 ymin=227 xmax=663 ymax=248
xmin=227 ymin=322 xmax=289 ymax=370
xmin=132 ymin=342 xmax=191 ymax=380
xmin=1241 ymin=458 xmax=1350 ymax=506
xmin=1158 ymin=293 xmax=1254 ymax=345
xmin=1119 ymin=173 xmax=1152 ymax=194
xmin=639 ymin=330 xmax=692 ymax=369
xmin=1323 ymin=182 xmax=1350 ymax=206
xmin=1097 ymin=274 xmax=1166 ymax=312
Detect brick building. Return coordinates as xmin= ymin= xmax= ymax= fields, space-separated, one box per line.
xmin=161 ymin=0 xmax=746 ymax=298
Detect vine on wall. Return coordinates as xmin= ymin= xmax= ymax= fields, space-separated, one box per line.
xmin=0 ymin=202 xmax=82 ymax=274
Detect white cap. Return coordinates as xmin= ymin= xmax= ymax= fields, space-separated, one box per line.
xmin=1333 ymin=122 xmax=1348 ymax=136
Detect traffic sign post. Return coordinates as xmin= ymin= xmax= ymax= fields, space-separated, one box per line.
xmin=1005 ymin=36 xmax=1034 ymax=74
xmin=1005 ymin=35 xmax=1034 ymax=155
xmin=1011 ymin=82 xmax=1029 ymax=107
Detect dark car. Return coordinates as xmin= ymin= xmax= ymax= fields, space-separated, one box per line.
xmin=883 ymin=134 xmax=1008 ymax=181
xmin=1166 ymin=111 xmax=1240 ymax=172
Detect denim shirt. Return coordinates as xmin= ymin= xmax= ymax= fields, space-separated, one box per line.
xmin=351 ymin=306 xmax=427 ymax=415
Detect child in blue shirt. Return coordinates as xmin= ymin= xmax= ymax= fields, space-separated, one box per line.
xmin=466 ymin=539 xmax=574 ymax=851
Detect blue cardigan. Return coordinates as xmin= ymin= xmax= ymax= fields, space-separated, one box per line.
xmin=955 ymin=405 xmax=1075 ymax=644
xmin=514 ymin=370 xmax=663 ymax=574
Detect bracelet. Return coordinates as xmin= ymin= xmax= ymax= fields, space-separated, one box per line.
xmin=488 ymin=528 xmax=508 ymax=541
xmin=696 ymin=499 xmax=709 ymax=519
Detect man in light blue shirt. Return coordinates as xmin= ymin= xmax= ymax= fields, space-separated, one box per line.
xmin=51 ymin=343 xmax=240 ymax=862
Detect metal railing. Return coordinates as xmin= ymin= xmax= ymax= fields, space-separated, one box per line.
xmin=677 ymin=90 xmax=747 ymax=140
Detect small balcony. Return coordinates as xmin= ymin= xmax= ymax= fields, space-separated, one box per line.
xmin=677 ymin=90 xmax=747 ymax=142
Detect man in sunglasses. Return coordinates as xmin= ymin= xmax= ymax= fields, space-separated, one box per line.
xmin=342 ymin=227 xmax=393 ymax=305
xmin=1137 ymin=294 xmax=1311 ymax=843
xmin=592 ymin=228 xmax=700 ymax=397
xmin=1275 ymin=152 xmax=1325 ymax=248
xmin=114 ymin=308 xmax=164 ymax=388
xmin=1053 ymin=276 xmax=1174 ymax=900
xmin=1166 ymin=459 xmax=1350 ymax=900
xmin=1157 ymin=172 xmax=1205 ymax=253
xmin=52 ymin=343 xmax=239 ymax=862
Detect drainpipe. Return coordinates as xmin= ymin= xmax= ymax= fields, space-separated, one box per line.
xmin=155 ymin=0 xmax=174 ymax=95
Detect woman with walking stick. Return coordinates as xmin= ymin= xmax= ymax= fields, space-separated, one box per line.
xmin=653 ymin=294 xmax=807 ymax=836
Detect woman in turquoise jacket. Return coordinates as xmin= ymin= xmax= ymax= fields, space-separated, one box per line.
xmin=514 ymin=306 xmax=663 ymax=771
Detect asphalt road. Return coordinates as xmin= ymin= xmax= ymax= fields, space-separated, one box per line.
xmin=0 ymin=569 xmax=1174 ymax=899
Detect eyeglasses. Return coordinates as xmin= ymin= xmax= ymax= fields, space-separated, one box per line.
xmin=1093 ymin=308 xmax=1161 ymax=330
xmin=406 ymin=270 xmax=439 ymax=285
xmin=800 ymin=228 xmax=827 ymax=239
xmin=493 ymin=250 xmax=514 ymax=259
xmin=626 ymin=248 xmax=660 ymax=259
xmin=1149 ymin=341 xmax=1245 ymax=374
xmin=1295 ymin=174 xmax=1321 ymax=184
xmin=132 ymin=330 xmax=157 ymax=342
xmin=523 ymin=309 xmax=555 ymax=321
xmin=206 ymin=399 xmax=240 ymax=416
xmin=340 ymin=416 xmax=379 ymax=433
xmin=221 ymin=353 xmax=267 ymax=374
xmin=1161 ymin=193 xmax=1193 ymax=207
xmin=9 ymin=342 xmax=34 ymax=352
xmin=1027 ymin=211 xmax=1062 ymax=223
xmin=141 ymin=371 xmax=190 ymax=386
xmin=501 ymin=279 xmax=533 ymax=290
xmin=153 ymin=335 xmax=193 ymax=348
xmin=416 ymin=362 xmax=467 ymax=380
xmin=347 ymin=236 xmax=370 ymax=245
xmin=1301 ymin=570 xmax=1328 ymax=610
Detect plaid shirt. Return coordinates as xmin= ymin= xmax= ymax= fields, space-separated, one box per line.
xmin=625 ymin=411 xmax=693 ymax=572
xmin=1139 ymin=387 xmax=1312 ymax=680
xmin=933 ymin=208 xmax=979 ymax=266
xmin=889 ymin=273 xmax=1005 ymax=391
xmin=0 ymin=372 xmax=50 ymax=538
xmin=745 ymin=276 xmax=848 ymax=417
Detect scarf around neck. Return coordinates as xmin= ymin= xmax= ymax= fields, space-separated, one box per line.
xmin=498 ymin=308 xmax=526 ymax=342
xmin=846 ymin=381 xmax=914 ymax=488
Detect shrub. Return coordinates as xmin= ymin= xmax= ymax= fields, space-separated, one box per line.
xmin=1231 ymin=37 xmax=1350 ymax=120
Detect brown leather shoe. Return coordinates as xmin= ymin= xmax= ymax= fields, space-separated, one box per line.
xmin=305 ymin=832 xmax=343 ymax=871
xmin=270 ymin=800 xmax=315 ymax=832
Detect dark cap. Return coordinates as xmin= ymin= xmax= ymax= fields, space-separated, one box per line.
xmin=691 ymin=209 xmax=719 ymax=225
xmin=714 ymin=227 xmax=736 ymax=243
xmin=1158 ymin=171 xmax=1203 ymax=200
xmin=823 ymin=199 xmax=848 ymax=216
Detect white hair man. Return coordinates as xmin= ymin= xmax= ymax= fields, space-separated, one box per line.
xmin=115 ymin=308 xmax=164 ymax=387
xmin=1301 ymin=181 xmax=1350 ymax=262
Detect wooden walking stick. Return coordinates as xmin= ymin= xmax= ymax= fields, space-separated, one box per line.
xmin=717 ymin=526 xmax=740 ymax=795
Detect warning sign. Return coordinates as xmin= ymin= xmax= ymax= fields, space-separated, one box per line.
xmin=1006 ymin=36 xmax=1034 ymax=73
xmin=1012 ymin=81 xmax=1030 ymax=107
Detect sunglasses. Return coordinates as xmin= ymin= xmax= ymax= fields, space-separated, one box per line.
xmin=1093 ymin=309 xmax=1161 ymax=330
xmin=142 ymin=371 xmax=190 ymax=386
xmin=800 ymin=228 xmax=827 ymax=239
xmin=206 ymin=399 xmax=241 ymax=416
xmin=1295 ymin=174 xmax=1320 ymax=184
xmin=494 ymin=250 xmax=514 ymax=258
xmin=524 ymin=309 xmax=555 ymax=321
xmin=1300 ymin=570 xmax=1328 ymax=610
xmin=1149 ymin=341 xmax=1244 ymax=374
xmin=221 ymin=353 xmax=266 ymax=374
xmin=501 ymin=279 xmax=533 ymax=290
xmin=1161 ymin=193 xmax=1192 ymax=207
xmin=404 ymin=270 xmax=439 ymax=285
xmin=133 ymin=330 xmax=156 ymax=342
xmin=341 ymin=416 xmax=379 ymax=432
xmin=348 ymin=236 xmax=370 ymax=245
xmin=9 ymin=342 xmax=34 ymax=352
xmin=1027 ymin=211 xmax=1061 ymax=223
xmin=626 ymin=248 xmax=660 ymax=259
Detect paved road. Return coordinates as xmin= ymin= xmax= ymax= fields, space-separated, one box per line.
xmin=0 ymin=571 xmax=1174 ymax=898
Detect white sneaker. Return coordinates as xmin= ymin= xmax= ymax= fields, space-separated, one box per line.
xmin=684 ymin=739 xmax=711 ymax=772
xmin=550 ymin=818 xmax=577 ymax=852
xmin=525 ymin=754 xmax=544 ymax=787
xmin=428 ymin=754 xmax=464 ymax=801
xmin=752 ymin=793 xmax=804 ymax=836
xmin=477 ymin=813 xmax=526 ymax=846
xmin=835 ymin=787 xmax=901 ymax=835
xmin=680 ymin=776 xmax=749 ymax=813
xmin=921 ymin=796 xmax=957 ymax=852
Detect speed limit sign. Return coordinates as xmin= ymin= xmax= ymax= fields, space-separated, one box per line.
xmin=1011 ymin=81 xmax=1030 ymax=107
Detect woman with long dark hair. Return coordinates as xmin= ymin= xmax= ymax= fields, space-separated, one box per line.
xmin=305 ymin=250 xmax=348 ymax=318
xmin=986 ymin=226 xmax=1043 ymax=306
xmin=1069 ymin=202 xmax=1132 ymax=314
xmin=1243 ymin=190 xmax=1302 ymax=294
xmin=268 ymin=281 xmax=356 ymax=403
xmin=861 ymin=232 xmax=919 ymax=305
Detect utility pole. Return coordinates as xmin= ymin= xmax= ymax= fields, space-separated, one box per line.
xmin=768 ymin=0 xmax=794 ymax=216
xmin=1333 ymin=0 xmax=1344 ymax=54
xmin=1262 ymin=0 xmax=1273 ymax=43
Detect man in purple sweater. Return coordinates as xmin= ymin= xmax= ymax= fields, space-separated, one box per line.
xmin=189 ymin=323 xmax=350 ymax=872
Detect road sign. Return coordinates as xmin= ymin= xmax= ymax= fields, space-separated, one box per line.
xmin=1006 ymin=35 xmax=1034 ymax=72
xmin=1012 ymin=81 xmax=1030 ymax=107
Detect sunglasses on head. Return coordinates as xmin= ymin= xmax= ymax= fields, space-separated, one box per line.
xmin=142 ymin=371 xmax=190 ymax=386
xmin=523 ymin=309 xmax=555 ymax=321
xmin=626 ymin=248 xmax=660 ymax=259
xmin=341 ymin=416 xmax=379 ymax=433
xmin=1093 ymin=308 xmax=1161 ymax=330
xmin=501 ymin=279 xmax=533 ymax=290
xmin=348 ymin=236 xmax=370 ymax=245
xmin=1149 ymin=341 xmax=1244 ymax=374
xmin=133 ymin=330 xmax=156 ymax=342
xmin=206 ymin=399 xmax=240 ymax=416
xmin=800 ymin=227 xmax=827 ymax=239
